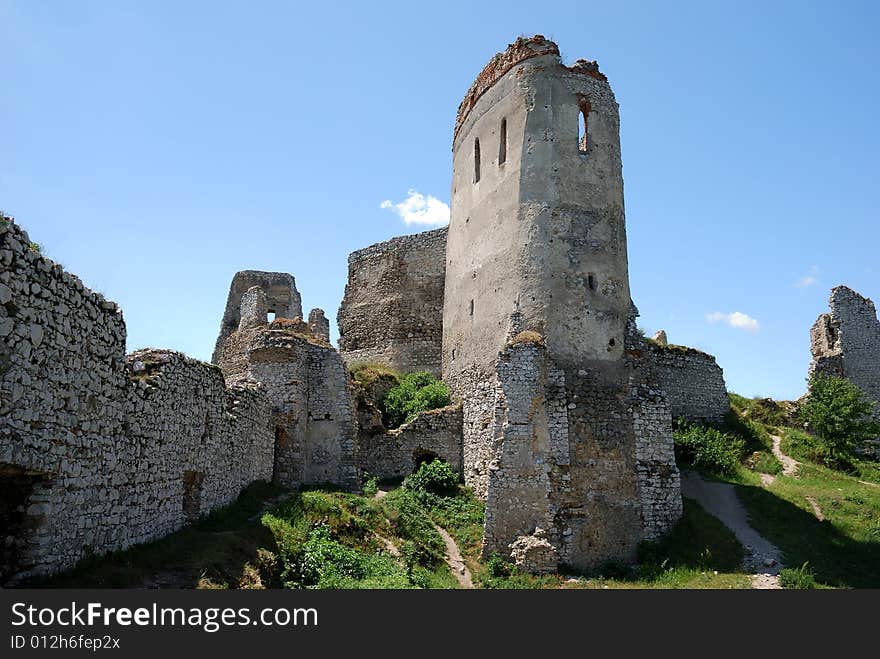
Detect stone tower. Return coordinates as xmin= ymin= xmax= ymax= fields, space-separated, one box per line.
xmin=443 ymin=36 xmax=681 ymax=572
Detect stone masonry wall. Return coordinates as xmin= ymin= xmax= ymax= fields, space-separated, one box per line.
xmin=338 ymin=227 xmax=447 ymax=377
xmin=810 ymin=286 xmax=880 ymax=410
xmin=358 ymin=404 xmax=463 ymax=481
xmin=0 ymin=217 xmax=274 ymax=583
xmin=646 ymin=342 xmax=730 ymax=423
xmin=217 ymin=318 xmax=360 ymax=492
xmin=124 ymin=349 xmax=273 ymax=548
xmin=211 ymin=271 xmax=302 ymax=364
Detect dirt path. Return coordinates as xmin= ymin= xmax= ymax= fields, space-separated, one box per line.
xmin=804 ymin=495 xmax=825 ymax=521
xmin=772 ymin=435 xmax=799 ymax=476
xmin=433 ymin=523 xmax=474 ymax=588
xmin=374 ymin=488 xmax=473 ymax=588
xmin=680 ymin=471 xmax=782 ymax=589
xmin=761 ymin=435 xmax=799 ymax=487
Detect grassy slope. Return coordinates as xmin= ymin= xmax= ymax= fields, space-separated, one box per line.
xmin=722 ymin=395 xmax=880 ymax=588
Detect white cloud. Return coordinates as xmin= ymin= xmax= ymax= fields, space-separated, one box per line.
xmin=795 ymin=265 xmax=820 ymax=288
xmin=380 ymin=189 xmax=450 ymax=226
xmin=706 ymin=311 xmax=760 ymax=333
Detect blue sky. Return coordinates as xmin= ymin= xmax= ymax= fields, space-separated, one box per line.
xmin=2 ymin=1 xmax=878 ymax=400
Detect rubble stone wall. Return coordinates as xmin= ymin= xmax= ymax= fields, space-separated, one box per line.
xmin=0 ymin=218 xmax=273 ymax=583
xmin=338 ymin=227 xmax=447 ymax=376
xmin=646 ymin=343 xmax=730 ymax=423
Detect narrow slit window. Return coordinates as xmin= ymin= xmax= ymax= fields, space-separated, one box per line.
xmin=578 ymin=97 xmax=592 ymax=153
xmin=499 ymin=118 xmax=507 ymax=165
xmin=587 ymin=273 xmax=596 ymax=291
xmin=469 ymin=299 xmax=474 ymax=316
xmin=474 ymin=138 xmax=481 ymax=183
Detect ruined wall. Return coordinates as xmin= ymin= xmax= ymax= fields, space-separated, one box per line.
xmin=810 ymin=286 xmax=880 ymax=408
xmin=124 ymin=349 xmax=273 ymax=548
xmin=646 ymin=342 xmax=730 ymax=423
xmin=217 ymin=316 xmax=360 ymax=492
xmin=212 ymin=271 xmax=302 ymax=364
xmin=338 ymin=227 xmax=447 ymax=376
xmin=0 ymin=218 xmax=274 ymax=583
xmin=358 ymin=405 xmax=462 ymax=481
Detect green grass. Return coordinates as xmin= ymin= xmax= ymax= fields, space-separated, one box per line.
xmin=736 ymin=460 xmax=880 ymax=588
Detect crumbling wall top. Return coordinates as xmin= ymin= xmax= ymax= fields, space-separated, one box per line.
xmin=453 ymin=35 xmax=607 ymax=144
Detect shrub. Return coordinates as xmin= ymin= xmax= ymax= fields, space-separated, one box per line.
xmin=748 ymin=451 xmax=783 ymax=475
xmin=486 ymin=553 xmax=514 ymax=578
xmin=674 ymin=422 xmax=744 ymax=476
xmin=383 ymin=371 xmax=451 ymax=428
xmin=362 ymin=475 xmax=379 ymax=499
xmin=779 ymin=562 xmax=816 ymax=589
xmin=403 ymin=459 xmax=459 ymax=498
xmin=800 ymin=374 xmax=880 ymax=463
xmin=379 ymin=489 xmax=445 ymax=567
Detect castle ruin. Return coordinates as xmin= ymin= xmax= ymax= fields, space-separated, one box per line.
xmin=1 ymin=35 xmax=740 ymax=583
xmin=810 ymin=285 xmax=880 ymax=414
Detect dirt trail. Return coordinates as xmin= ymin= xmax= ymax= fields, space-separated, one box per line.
xmin=760 ymin=435 xmax=799 ymax=487
xmin=680 ymin=471 xmax=782 ymax=589
xmin=804 ymin=495 xmax=825 ymax=521
xmin=433 ymin=523 xmax=474 ymax=588
xmin=374 ymin=488 xmax=473 ymax=588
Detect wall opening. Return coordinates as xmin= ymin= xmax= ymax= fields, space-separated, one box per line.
xmin=578 ymin=97 xmax=592 ymax=154
xmin=474 ymin=138 xmax=481 ymax=183
xmin=588 ymin=273 xmax=596 ymax=291
xmin=412 ymin=449 xmax=439 ymax=472
xmin=182 ymin=470 xmax=204 ymax=522
xmin=268 ymin=311 xmax=276 ymax=322
xmin=499 ymin=118 xmax=507 ymax=165
xmin=469 ymin=299 xmax=474 ymax=316
xmin=0 ymin=465 xmax=46 ymax=585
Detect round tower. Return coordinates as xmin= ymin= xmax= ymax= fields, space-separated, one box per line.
xmin=441 ymin=36 xmax=681 ymax=573
xmin=443 ymin=35 xmax=630 ymax=379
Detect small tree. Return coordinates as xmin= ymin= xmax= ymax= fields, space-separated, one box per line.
xmin=800 ymin=374 xmax=880 ymax=462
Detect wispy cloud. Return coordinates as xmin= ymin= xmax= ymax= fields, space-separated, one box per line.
xmin=706 ymin=311 xmax=760 ymax=333
xmin=795 ymin=265 xmax=820 ymax=288
xmin=380 ymin=189 xmax=450 ymax=226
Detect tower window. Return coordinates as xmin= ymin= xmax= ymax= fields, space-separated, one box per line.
xmin=474 ymin=138 xmax=481 ymax=183
xmin=578 ymin=97 xmax=592 ymax=154
xmin=499 ymin=118 xmax=507 ymax=165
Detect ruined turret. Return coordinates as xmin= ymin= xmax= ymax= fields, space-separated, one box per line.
xmin=442 ymin=36 xmax=682 ymax=571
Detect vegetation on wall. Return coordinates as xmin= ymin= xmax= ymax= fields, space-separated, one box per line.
xmin=382 ymin=371 xmax=451 ymax=429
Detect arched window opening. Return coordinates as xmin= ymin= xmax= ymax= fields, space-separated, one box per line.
xmin=578 ymin=97 xmax=592 ymax=154
xmin=499 ymin=118 xmax=507 ymax=165
xmin=474 ymin=138 xmax=481 ymax=183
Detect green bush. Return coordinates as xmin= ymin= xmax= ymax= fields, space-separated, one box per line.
xmin=383 ymin=371 xmax=451 ymax=428
xmin=403 ymin=459 xmax=459 ymax=498
xmin=362 ymin=475 xmax=379 ymax=499
xmin=486 ymin=553 xmax=514 ymax=578
xmin=674 ymin=422 xmax=744 ymax=476
xmin=800 ymin=374 xmax=880 ymax=463
xmin=779 ymin=562 xmax=816 ymax=589
xmin=750 ymin=451 xmax=783 ymax=475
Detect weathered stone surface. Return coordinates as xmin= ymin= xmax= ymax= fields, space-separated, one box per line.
xmin=0 ymin=217 xmax=272 ymax=584
xmin=442 ymin=38 xmax=682 ymax=573
xmin=338 ymin=227 xmax=447 ymax=377
xmin=211 ymin=271 xmax=302 ymax=364
xmin=810 ymin=286 xmax=880 ymax=413
xmin=645 ymin=339 xmax=730 ymax=423
xmin=216 ymin=290 xmax=359 ymax=492
xmin=358 ymin=404 xmax=463 ymax=481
